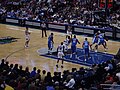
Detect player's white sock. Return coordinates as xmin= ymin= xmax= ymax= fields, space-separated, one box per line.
xmin=25 ymin=45 xmax=28 ymax=48
xmin=105 ymin=48 xmax=107 ymax=52
xmin=49 ymin=50 xmax=52 ymax=54
xmin=50 ymin=52 xmax=52 ymax=54
xmin=85 ymin=59 xmax=86 ymax=62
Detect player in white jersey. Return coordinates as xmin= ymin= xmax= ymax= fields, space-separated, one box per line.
xmin=56 ymin=42 xmax=65 ymax=68
xmin=67 ymin=26 xmax=72 ymax=38
xmin=63 ymin=36 xmax=71 ymax=52
xmin=25 ymin=26 xmax=30 ymax=48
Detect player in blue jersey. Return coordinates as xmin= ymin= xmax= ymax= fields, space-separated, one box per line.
xmin=95 ymin=31 xmax=107 ymax=52
xmin=70 ymin=35 xmax=80 ymax=59
xmin=90 ymin=32 xmax=99 ymax=50
xmin=82 ymin=38 xmax=90 ymax=61
xmin=48 ymin=33 xmax=54 ymax=54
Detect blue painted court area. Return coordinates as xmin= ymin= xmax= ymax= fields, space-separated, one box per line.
xmin=39 ymin=48 xmax=114 ymax=66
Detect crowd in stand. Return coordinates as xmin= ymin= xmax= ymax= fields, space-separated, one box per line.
xmin=0 ymin=0 xmax=120 ymax=27
xmin=0 ymin=58 xmax=120 ymax=90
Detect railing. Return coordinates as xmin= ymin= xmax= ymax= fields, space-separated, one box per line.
xmin=2 ymin=17 xmax=120 ymax=40
xmin=100 ymin=84 xmax=120 ymax=90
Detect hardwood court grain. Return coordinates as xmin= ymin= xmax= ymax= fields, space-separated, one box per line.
xmin=0 ymin=24 xmax=120 ymax=73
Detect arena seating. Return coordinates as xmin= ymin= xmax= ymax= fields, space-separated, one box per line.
xmin=0 ymin=0 xmax=119 ymax=27
xmin=0 ymin=58 xmax=120 ymax=90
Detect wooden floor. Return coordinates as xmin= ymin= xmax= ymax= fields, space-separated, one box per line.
xmin=0 ymin=24 xmax=120 ymax=74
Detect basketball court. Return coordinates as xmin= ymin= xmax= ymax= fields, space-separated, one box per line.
xmin=0 ymin=24 xmax=120 ymax=73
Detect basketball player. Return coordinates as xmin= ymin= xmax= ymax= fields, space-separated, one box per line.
xmin=82 ymin=38 xmax=90 ymax=61
xmin=70 ymin=35 xmax=80 ymax=59
xmin=56 ymin=42 xmax=65 ymax=68
xmin=25 ymin=26 xmax=30 ymax=48
xmin=90 ymin=32 xmax=99 ymax=50
xmin=63 ymin=35 xmax=71 ymax=52
xmin=95 ymin=31 xmax=107 ymax=52
xmin=67 ymin=26 xmax=72 ymax=38
xmin=48 ymin=33 xmax=54 ymax=54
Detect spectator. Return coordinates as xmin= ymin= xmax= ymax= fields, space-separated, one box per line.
xmin=0 ymin=59 xmax=5 ymax=69
xmin=18 ymin=65 xmax=24 ymax=77
xmin=35 ymin=69 xmax=41 ymax=80
xmin=45 ymin=72 xmax=52 ymax=84
xmin=53 ymin=72 xmax=59 ymax=83
xmin=41 ymin=70 xmax=46 ymax=82
xmin=65 ymin=75 xmax=75 ymax=90
xmin=24 ymin=67 xmax=30 ymax=77
xmin=30 ymin=67 xmax=37 ymax=77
